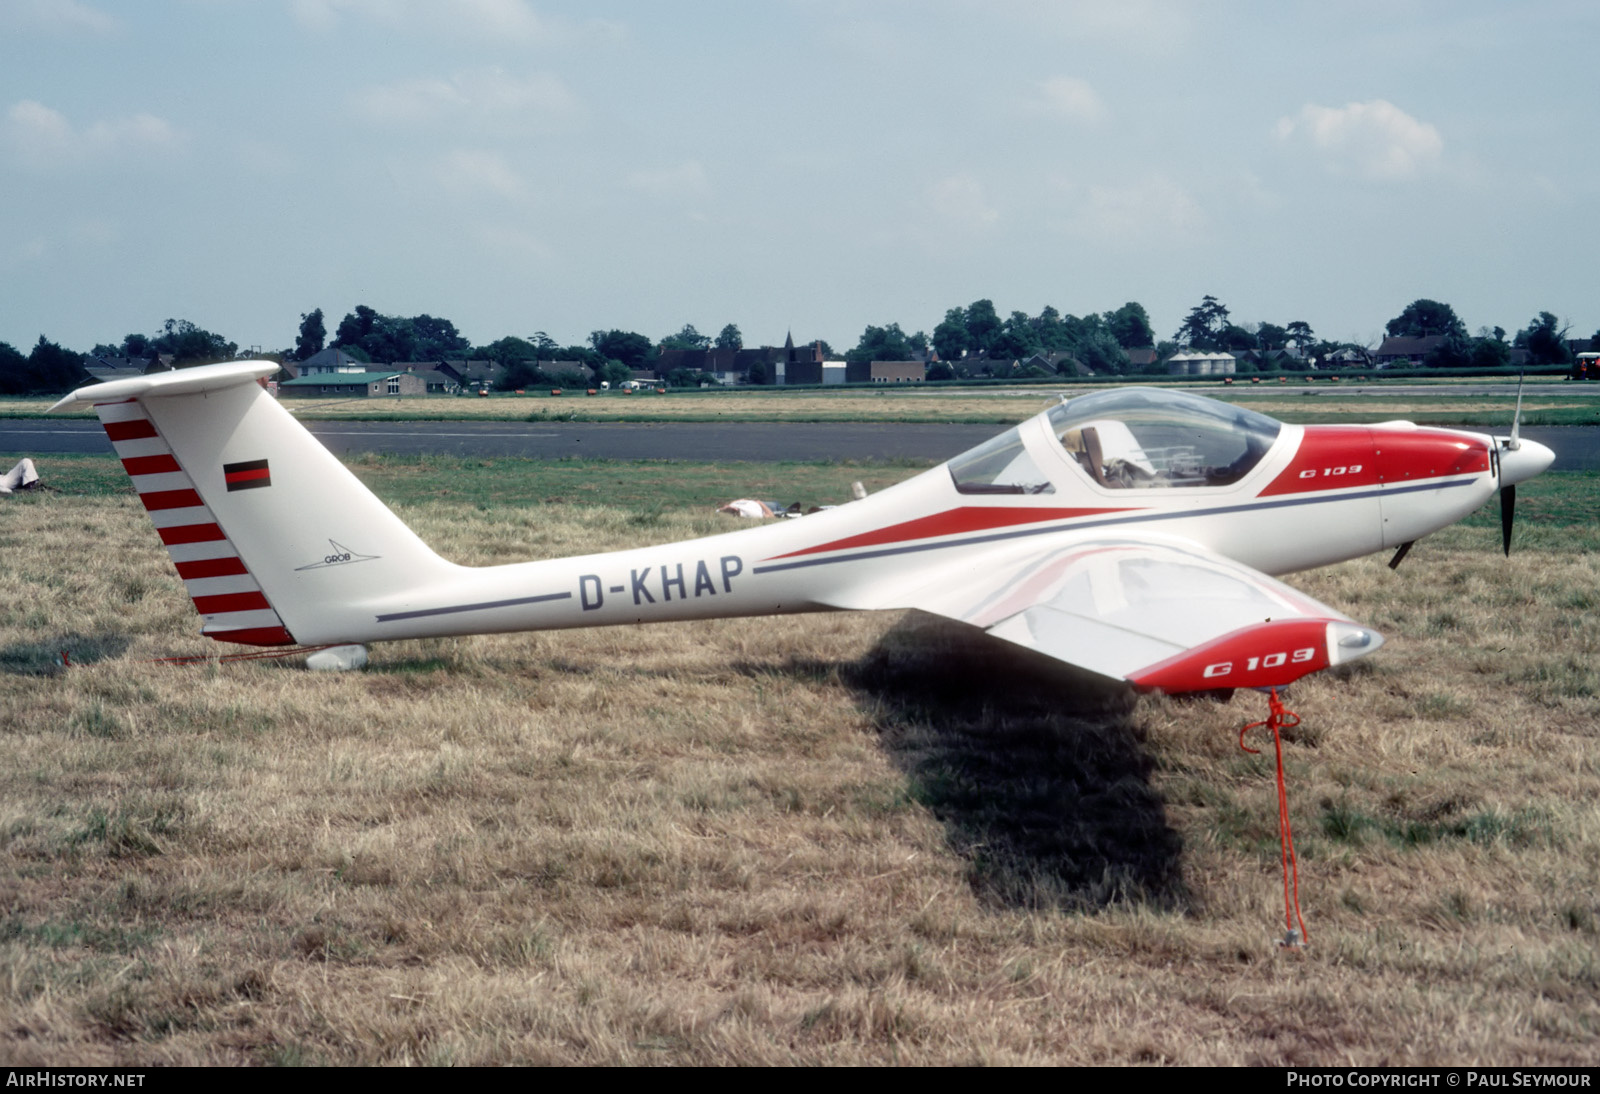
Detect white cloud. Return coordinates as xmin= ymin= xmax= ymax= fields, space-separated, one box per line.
xmin=1030 ymin=76 xmax=1105 ymax=124
xmin=292 ymin=0 xmax=548 ymax=41
xmin=6 ymin=100 xmax=181 ymax=169
xmin=924 ymin=174 xmax=999 ymax=230
xmin=432 ymin=149 xmax=525 ymax=199
xmin=1053 ymin=175 xmax=1204 ymax=246
xmin=998 ymin=0 xmax=1192 ymax=55
xmin=0 ymin=0 xmax=117 ymax=34
xmin=627 ymin=160 xmax=710 ymax=199
xmin=353 ymin=69 xmax=579 ymax=130
xmin=1275 ymin=99 xmax=1443 ymax=181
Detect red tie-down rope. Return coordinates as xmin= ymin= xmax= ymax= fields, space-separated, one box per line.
xmin=59 ymin=646 xmax=335 ymax=668
xmin=1238 ymin=687 xmax=1308 ymax=948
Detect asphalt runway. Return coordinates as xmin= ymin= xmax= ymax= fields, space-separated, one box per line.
xmin=2 ymin=418 xmax=1596 ymax=470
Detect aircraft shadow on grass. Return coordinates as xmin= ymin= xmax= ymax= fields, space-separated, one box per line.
xmin=745 ymin=612 xmax=1189 ymax=914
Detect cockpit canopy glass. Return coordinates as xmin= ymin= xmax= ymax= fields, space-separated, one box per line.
xmin=948 ymin=427 xmax=1055 ymax=495
xmin=1046 ymin=388 xmax=1282 ymax=489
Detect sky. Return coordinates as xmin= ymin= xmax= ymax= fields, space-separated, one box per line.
xmin=2 ymin=0 xmax=1596 ymax=356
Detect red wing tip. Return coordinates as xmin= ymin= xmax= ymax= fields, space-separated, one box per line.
xmin=1127 ymin=619 xmax=1340 ymax=693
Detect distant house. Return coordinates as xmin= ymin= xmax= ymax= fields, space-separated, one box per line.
xmin=1323 ymin=348 xmax=1368 ymax=369
xmin=846 ymin=360 xmax=925 ymax=383
xmin=658 ymin=334 xmax=831 ymax=385
xmin=81 ymin=355 xmax=155 ymax=383
xmin=278 ymin=371 xmax=426 ymax=398
xmin=1373 ymin=336 xmax=1444 ymax=366
xmin=293 ymin=348 xmax=370 ymax=377
xmin=1124 ymin=346 xmax=1158 ymax=371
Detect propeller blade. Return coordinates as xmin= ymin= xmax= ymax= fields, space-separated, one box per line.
xmin=1501 ymin=483 xmax=1516 ymax=556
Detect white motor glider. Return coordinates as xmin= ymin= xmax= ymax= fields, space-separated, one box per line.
xmin=53 ymin=362 xmax=1553 ymax=690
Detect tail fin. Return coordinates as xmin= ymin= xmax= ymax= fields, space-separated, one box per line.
xmin=54 ymin=362 xmax=459 ymax=646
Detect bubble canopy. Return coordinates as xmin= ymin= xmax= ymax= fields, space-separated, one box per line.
xmin=949 ymin=388 xmax=1284 ymax=495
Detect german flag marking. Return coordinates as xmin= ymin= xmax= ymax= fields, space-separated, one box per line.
xmin=223 ymin=458 xmax=271 ymax=491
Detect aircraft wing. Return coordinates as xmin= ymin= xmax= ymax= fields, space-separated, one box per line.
xmin=823 ymin=536 xmax=1383 ymax=691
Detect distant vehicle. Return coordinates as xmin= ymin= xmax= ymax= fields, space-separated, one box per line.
xmin=1573 ymin=352 xmax=1600 ymax=381
xmin=54 ymin=362 xmax=1552 ymax=697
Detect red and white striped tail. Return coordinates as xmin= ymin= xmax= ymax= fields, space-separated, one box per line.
xmin=95 ymin=398 xmax=295 ymax=646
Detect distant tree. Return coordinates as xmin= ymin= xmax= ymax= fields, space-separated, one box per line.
xmin=335 ymin=305 xmax=377 ymax=349
xmin=845 ymin=323 xmax=917 ymax=365
xmin=927 ymin=362 xmax=955 ymax=381
xmin=1514 ymin=311 xmax=1571 ymax=366
xmin=597 ymin=360 xmax=632 ymax=387
xmin=25 ymin=336 xmax=87 ymax=392
xmin=964 ymin=299 xmax=1002 ymax=357
xmin=1176 ymin=295 xmax=1230 ymax=350
xmin=1104 ymin=301 xmax=1154 ymax=349
xmin=1072 ymin=323 xmax=1129 ymax=374
xmin=295 ymin=309 xmax=326 ymax=361
xmin=1386 ymin=299 xmax=1466 ymax=340
xmin=990 ymin=311 xmax=1042 ymax=360
xmin=1255 ymin=323 xmax=1289 ymax=352
xmin=479 ymin=335 xmax=539 ymax=368
xmin=498 ymin=358 xmax=543 ymax=390
xmin=122 ymin=332 xmax=152 ymax=358
xmin=1284 ymin=320 xmax=1315 ymax=351
xmin=659 ymin=324 xmax=711 ymax=351
xmin=0 ymin=341 xmax=29 ymax=394
xmin=746 ymin=360 xmax=767 ymax=385
xmin=1218 ymin=323 xmax=1258 ymax=352
xmin=1469 ymin=337 xmax=1511 ymax=369
xmin=151 ymin=319 xmax=236 ymax=365
xmin=1033 ymin=306 xmax=1069 ymax=352
xmin=589 ymin=329 xmax=653 ymax=370
xmin=931 ymin=307 xmax=971 ymax=361
xmin=1424 ymin=333 xmax=1474 ymax=369
xmin=409 ymin=314 xmax=470 ymax=360
xmin=714 ymin=324 xmax=743 ymax=351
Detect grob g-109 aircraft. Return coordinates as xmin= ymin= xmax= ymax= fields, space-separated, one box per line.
xmin=54 ymin=362 xmax=1553 ymax=690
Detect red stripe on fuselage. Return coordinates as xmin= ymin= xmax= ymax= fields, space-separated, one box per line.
xmin=1258 ymin=427 xmax=1378 ymax=496
xmin=769 ymin=506 xmax=1140 ymax=560
xmin=1371 ymin=430 xmax=1491 ymax=482
xmin=1259 ymin=426 xmax=1490 ymax=497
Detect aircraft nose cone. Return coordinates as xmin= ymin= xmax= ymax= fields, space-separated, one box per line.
xmin=1500 ymin=438 xmax=1555 ymax=486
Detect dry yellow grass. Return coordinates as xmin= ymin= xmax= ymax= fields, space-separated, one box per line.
xmin=1 ymin=471 xmax=1597 ymax=1065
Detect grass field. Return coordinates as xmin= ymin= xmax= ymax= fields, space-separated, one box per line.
xmin=6 ymin=378 xmax=1599 ymax=427
xmin=1 ymin=456 xmax=1597 ymax=1065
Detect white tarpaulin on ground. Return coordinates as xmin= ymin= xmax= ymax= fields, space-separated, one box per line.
xmin=0 ymin=458 xmax=38 ymax=494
